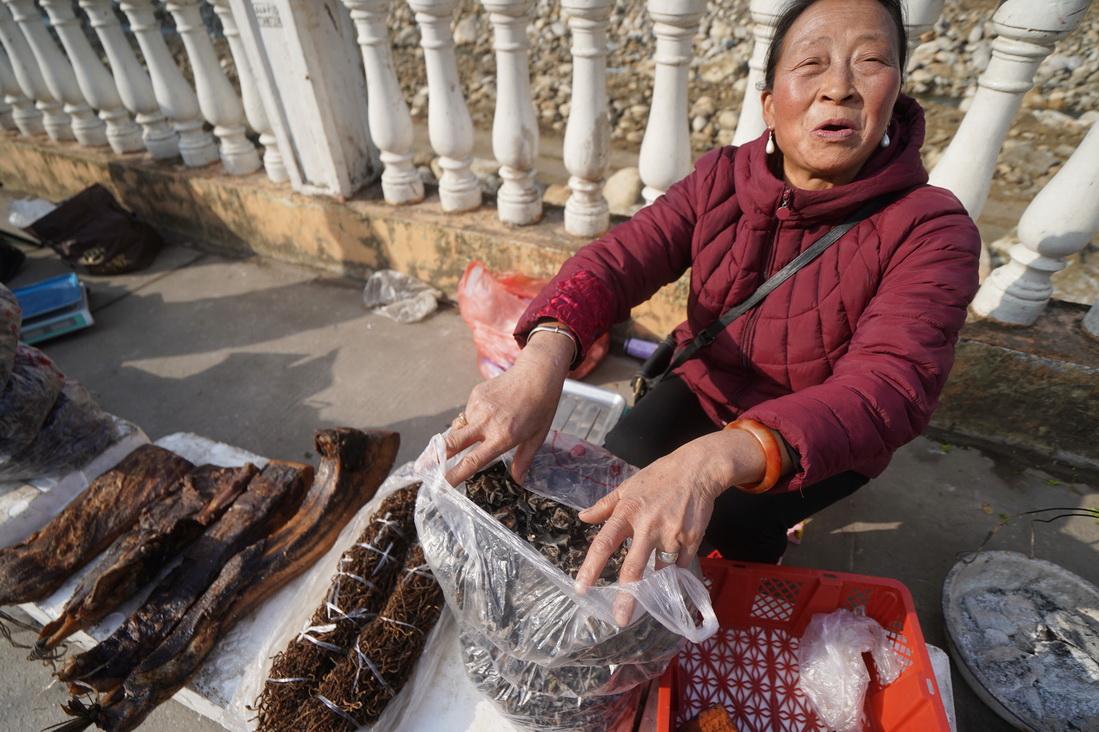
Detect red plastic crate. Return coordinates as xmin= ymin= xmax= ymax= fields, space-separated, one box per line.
xmin=656 ymin=559 xmax=950 ymax=732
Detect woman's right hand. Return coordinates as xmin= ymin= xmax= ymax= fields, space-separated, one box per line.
xmin=444 ymin=331 xmax=574 ymax=486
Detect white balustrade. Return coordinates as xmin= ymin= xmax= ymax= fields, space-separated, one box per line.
xmin=732 ymin=0 xmax=781 ymax=147
xmin=972 ymin=120 xmax=1099 ymax=326
xmin=408 ymin=0 xmax=481 ymax=212
xmin=929 ymin=0 xmax=1090 ymax=219
xmin=561 ymin=0 xmax=610 ymax=237
xmin=0 ymin=44 xmax=41 ymax=135
xmin=210 ymin=0 xmax=286 ymax=182
xmin=342 ymin=0 xmax=423 ymax=204
xmin=164 ymin=0 xmax=260 ymax=175
xmin=119 ymin=0 xmax=218 ymax=167
xmin=902 ymin=0 xmax=945 ymax=60
xmin=2 ymin=0 xmax=103 ymax=145
xmin=639 ymin=0 xmax=704 ymax=205
xmin=0 ymin=2 xmax=68 ymax=140
xmin=1084 ymin=300 xmax=1099 ymax=339
xmin=38 ymin=0 xmax=143 ymax=153
xmin=482 ymin=0 xmax=541 ymax=225
xmin=80 ymin=0 xmax=178 ymax=160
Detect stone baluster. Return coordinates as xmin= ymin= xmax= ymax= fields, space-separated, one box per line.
xmin=79 ymin=0 xmax=177 ymax=159
xmin=561 ymin=0 xmax=610 ymax=236
xmin=2 ymin=0 xmax=105 ymax=146
xmin=1085 ymin=300 xmax=1099 ymax=339
xmin=119 ymin=0 xmax=216 ymax=166
xmin=928 ymin=0 xmax=1090 ymax=219
xmin=210 ymin=0 xmax=286 ymax=182
xmin=902 ymin=0 xmax=945 ymax=61
xmin=408 ymin=0 xmax=480 ymax=212
xmin=0 ymin=4 xmax=66 ymax=139
xmin=341 ymin=0 xmax=422 ymax=204
xmin=481 ymin=0 xmax=540 ymax=225
xmin=0 ymin=45 xmax=41 ymax=135
xmin=38 ymin=0 xmax=143 ymax=153
xmin=164 ymin=0 xmax=259 ymax=175
xmin=638 ymin=0 xmax=704 ymax=205
xmin=731 ymin=0 xmax=781 ymax=146
xmin=972 ymin=119 xmax=1099 ymax=326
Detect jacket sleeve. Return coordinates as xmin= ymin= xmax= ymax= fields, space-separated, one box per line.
xmin=740 ymin=210 xmax=981 ymax=493
xmin=514 ymin=148 xmax=728 ymax=356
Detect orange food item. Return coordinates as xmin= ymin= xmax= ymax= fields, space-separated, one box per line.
xmin=678 ymin=704 xmax=739 ymax=732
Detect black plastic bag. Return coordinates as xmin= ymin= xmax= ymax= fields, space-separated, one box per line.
xmin=26 ymin=184 xmax=163 ymax=275
xmin=0 ymin=238 xmax=25 ymax=282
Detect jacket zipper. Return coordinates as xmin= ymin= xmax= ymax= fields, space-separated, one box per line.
xmin=740 ymin=187 xmax=790 ymax=369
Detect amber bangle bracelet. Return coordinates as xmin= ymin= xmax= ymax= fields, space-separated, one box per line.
xmin=723 ymin=418 xmax=783 ymax=494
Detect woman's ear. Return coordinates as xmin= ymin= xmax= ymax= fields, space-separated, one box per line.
xmin=761 ymin=89 xmax=775 ymax=130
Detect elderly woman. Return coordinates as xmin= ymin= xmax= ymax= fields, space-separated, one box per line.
xmin=445 ymin=0 xmax=980 ymax=622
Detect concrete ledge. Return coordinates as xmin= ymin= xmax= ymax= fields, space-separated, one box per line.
xmin=0 ymin=133 xmax=687 ymax=337
xmin=2 ymin=134 xmax=1094 ymax=471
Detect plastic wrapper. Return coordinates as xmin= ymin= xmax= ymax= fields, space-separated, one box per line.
xmin=361 ymin=269 xmax=441 ymax=324
xmin=0 ymin=378 xmax=118 ymax=483
xmin=6 ymin=197 xmax=56 ymax=229
xmin=232 ymin=461 xmax=453 ymax=732
xmin=0 ymin=344 xmax=64 ymax=462
xmin=455 ymin=261 xmax=610 ymax=380
xmin=796 ymin=608 xmax=904 ymax=732
xmin=0 ymin=284 xmax=20 ymax=385
xmin=413 ymin=432 xmax=718 ymax=731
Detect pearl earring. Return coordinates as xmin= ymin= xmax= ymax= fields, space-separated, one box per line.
xmin=766 ymin=129 xmax=776 ymax=155
xmin=881 ymin=130 xmax=891 ymax=148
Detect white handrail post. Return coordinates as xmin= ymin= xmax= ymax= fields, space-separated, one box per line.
xmin=482 ymin=0 xmax=541 ymax=225
xmin=638 ymin=0 xmax=704 ymax=205
xmin=408 ymin=0 xmax=481 ymax=212
xmin=210 ymin=0 xmax=286 ymax=182
xmin=0 ymin=4 xmax=66 ymax=139
xmin=118 ymin=0 xmax=218 ymax=166
xmin=928 ymin=0 xmax=1090 ymax=219
xmin=731 ymin=0 xmax=782 ymax=147
xmin=902 ymin=0 xmax=945 ymax=61
xmin=971 ymin=120 xmax=1099 ymax=326
xmin=164 ymin=0 xmax=260 ymax=175
xmin=342 ymin=0 xmax=423 ymax=204
xmin=0 ymin=44 xmax=41 ymax=135
xmin=2 ymin=0 xmax=106 ymax=146
xmin=1085 ymin=300 xmax=1099 ymax=339
xmin=80 ymin=0 xmax=178 ymax=160
xmin=561 ymin=0 xmax=611 ymax=237
xmin=39 ymin=0 xmax=143 ymax=153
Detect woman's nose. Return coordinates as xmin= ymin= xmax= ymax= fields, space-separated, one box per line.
xmin=818 ymin=63 xmax=857 ymax=103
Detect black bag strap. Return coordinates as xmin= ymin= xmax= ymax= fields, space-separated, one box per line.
xmin=655 ymin=189 xmax=908 ymax=384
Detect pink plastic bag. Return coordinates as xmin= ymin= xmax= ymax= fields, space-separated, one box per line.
xmin=456 ymin=261 xmax=609 ymax=380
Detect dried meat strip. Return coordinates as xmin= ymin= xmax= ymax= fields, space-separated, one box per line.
xmin=0 ymin=284 xmax=19 ymax=386
xmin=0 ymin=445 xmax=193 ymax=606
xmin=0 ymin=344 xmax=64 ymax=463
xmin=38 ymin=464 xmax=260 ymax=650
xmin=59 ymin=429 xmax=400 ymax=732
xmin=57 ymin=460 xmax=313 ymax=692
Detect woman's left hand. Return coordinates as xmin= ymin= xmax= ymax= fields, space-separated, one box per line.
xmin=575 ymin=428 xmax=766 ymax=625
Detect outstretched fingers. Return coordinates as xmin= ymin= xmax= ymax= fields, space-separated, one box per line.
xmin=445 ymin=438 xmax=504 ymax=486
xmin=574 ymin=512 xmax=632 ymax=594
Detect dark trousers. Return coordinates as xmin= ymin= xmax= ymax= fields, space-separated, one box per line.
xmin=603 ymin=376 xmax=868 ymax=563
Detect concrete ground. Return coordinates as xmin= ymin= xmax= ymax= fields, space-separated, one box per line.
xmin=0 ymin=219 xmax=1096 ymax=731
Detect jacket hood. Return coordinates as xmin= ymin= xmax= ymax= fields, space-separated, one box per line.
xmin=734 ymin=94 xmax=929 ymax=227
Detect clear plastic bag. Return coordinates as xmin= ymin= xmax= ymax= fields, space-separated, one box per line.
xmin=0 ymin=344 xmax=64 ymax=462
xmin=361 ymin=269 xmax=441 ymax=324
xmin=796 ymin=608 xmax=904 ymax=732
xmin=0 ymin=284 xmax=20 ymax=386
xmin=413 ymin=432 xmax=718 ymax=731
xmin=6 ymin=197 xmax=56 ymax=229
xmin=0 ymin=379 xmax=118 ymax=483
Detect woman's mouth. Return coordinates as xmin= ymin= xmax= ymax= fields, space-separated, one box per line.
xmin=812 ymin=119 xmax=859 ymax=141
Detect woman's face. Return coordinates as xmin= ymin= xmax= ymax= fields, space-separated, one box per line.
xmin=761 ymin=0 xmax=902 ymax=190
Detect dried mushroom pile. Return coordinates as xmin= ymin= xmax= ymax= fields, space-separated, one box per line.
xmin=464 ymin=462 xmax=625 ymax=582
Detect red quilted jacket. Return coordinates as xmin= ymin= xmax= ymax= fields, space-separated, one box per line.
xmin=516 ymin=95 xmax=981 ymax=492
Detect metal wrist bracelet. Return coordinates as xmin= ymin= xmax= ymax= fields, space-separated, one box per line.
xmin=527 ymin=324 xmax=580 ymax=368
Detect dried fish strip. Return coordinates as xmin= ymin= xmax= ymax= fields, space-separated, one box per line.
xmin=37 ymin=464 xmax=260 ymax=651
xmin=0 ymin=344 xmax=64 ymax=461
xmin=57 ymin=428 xmax=400 ymax=732
xmin=57 ymin=460 xmax=313 ymax=692
xmin=0 ymin=445 xmax=193 ymax=606
xmin=298 ymin=543 xmax=444 ymax=732
xmin=255 ymin=482 xmax=420 ymax=732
